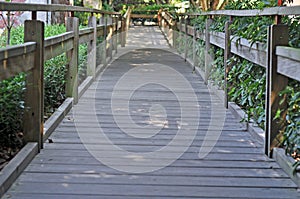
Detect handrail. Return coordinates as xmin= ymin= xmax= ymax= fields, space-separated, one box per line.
xmin=0 ymin=2 xmax=125 ymax=153
xmin=160 ymin=8 xmax=300 ymax=158
xmin=0 ymin=1 xmax=120 ymax=15
xmin=0 ymin=42 xmax=36 ymax=80
xmin=179 ymin=5 xmax=300 ymax=16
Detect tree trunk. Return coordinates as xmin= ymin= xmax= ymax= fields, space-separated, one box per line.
xmin=51 ymin=0 xmax=70 ymax=25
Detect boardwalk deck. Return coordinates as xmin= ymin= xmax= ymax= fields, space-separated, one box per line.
xmin=2 ymin=27 xmax=300 ymax=199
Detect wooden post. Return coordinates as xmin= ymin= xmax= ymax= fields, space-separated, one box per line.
xmin=66 ymin=17 xmax=79 ymax=104
xmin=172 ymin=20 xmax=177 ymax=48
xmin=204 ymin=18 xmax=213 ymax=84
xmin=23 ymin=20 xmax=44 ymax=151
xmin=109 ymin=17 xmax=113 ymax=60
xmin=178 ymin=16 xmax=182 ymax=51
xmin=87 ymin=15 xmax=97 ymax=79
xmin=114 ymin=16 xmax=118 ymax=54
xmin=224 ymin=21 xmax=232 ymax=108
xmin=192 ymin=23 xmax=197 ymax=70
xmin=121 ymin=17 xmax=126 ymax=47
xmin=265 ymin=24 xmax=289 ymax=157
xmin=103 ymin=15 xmax=108 ymax=66
xmin=184 ymin=16 xmax=188 ymax=61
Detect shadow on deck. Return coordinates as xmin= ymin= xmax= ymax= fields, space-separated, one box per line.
xmin=2 ymin=26 xmax=300 ymax=199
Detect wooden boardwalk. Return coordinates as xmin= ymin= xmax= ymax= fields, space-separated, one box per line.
xmin=2 ymin=27 xmax=300 ymax=199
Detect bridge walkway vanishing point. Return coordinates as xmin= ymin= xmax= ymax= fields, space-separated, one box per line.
xmin=2 ymin=26 xmax=300 ymax=199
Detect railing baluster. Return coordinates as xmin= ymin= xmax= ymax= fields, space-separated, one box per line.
xmin=87 ymin=15 xmax=97 ymax=79
xmin=66 ymin=17 xmax=79 ymax=104
xmin=224 ymin=20 xmax=233 ymax=108
xmin=23 ymin=20 xmax=44 ymax=151
xmin=265 ymin=24 xmax=289 ymax=157
xmin=204 ymin=17 xmax=213 ymax=85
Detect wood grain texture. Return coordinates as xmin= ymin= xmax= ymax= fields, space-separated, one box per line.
xmin=2 ymin=27 xmax=299 ymax=199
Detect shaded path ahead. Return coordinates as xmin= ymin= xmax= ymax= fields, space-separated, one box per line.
xmin=2 ymin=27 xmax=299 ymax=198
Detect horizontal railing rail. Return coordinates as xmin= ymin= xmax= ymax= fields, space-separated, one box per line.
xmin=0 ymin=2 xmax=125 ymax=152
xmin=159 ymin=6 xmax=300 ymax=157
xmin=0 ymin=1 xmax=120 ymax=15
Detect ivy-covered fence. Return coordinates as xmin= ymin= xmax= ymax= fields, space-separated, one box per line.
xmin=159 ymin=3 xmax=300 ymax=166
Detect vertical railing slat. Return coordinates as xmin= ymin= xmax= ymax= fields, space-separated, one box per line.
xmin=66 ymin=17 xmax=79 ymax=104
xmin=23 ymin=20 xmax=44 ymax=151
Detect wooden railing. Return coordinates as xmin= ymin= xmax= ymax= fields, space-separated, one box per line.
xmin=159 ymin=6 xmax=300 ymax=157
xmin=0 ymin=2 xmax=124 ymax=151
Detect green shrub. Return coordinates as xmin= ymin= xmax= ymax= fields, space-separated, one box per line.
xmin=0 ymin=24 xmax=68 ymax=148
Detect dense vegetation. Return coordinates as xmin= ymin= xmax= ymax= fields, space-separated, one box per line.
xmin=185 ymin=0 xmax=300 ymax=165
xmin=0 ymin=25 xmax=88 ymax=167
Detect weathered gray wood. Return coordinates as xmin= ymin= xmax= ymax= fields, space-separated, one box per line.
xmin=44 ymin=33 xmax=74 ymax=60
xmin=184 ymin=17 xmax=188 ymax=61
xmin=224 ymin=21 xmax=232 ymax=108
xmin=0 ymin=42 xmax=36 ymax=80
xmin=0 ymin=52 xmax=35 ymax=81
xmin=78 ymin=27 xmax=94 ymax=44
xmin=113 ymin=17 xmax=118 ymax=54
xmin=65 ymin=17 xmax=79 ymax=104
xmin=87 ymin=16 xmax=97 ymax=79
xmin=5 ymin=182 xmax=299 ymax=198
xmin=192 ymin=24 xmax=197 ymax=69
xmin=0 ymin=1 xmax=120 ymax=15
xmin=205 ymin=18 xmax=213 ymax=84
xmin=3 ymin=27 xmax=299 ymax=199
xmin=276 ymin=46 xmax=300 ymax=81
xmin=23 ymin=20 xmax=44 ymax=150
xmin=130 ymin=14 xmax=157 ymax=19
xmin=0 ymin=143 xmax=38 ymax=197
xmin=265 ymin=25 xmax=289 ymax=156
xmin=43 ymin=98 xmax=73 ymax=142
xmin=185 ymin=5 xmax=300 ymax=17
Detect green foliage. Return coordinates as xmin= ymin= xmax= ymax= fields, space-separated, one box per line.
xmin=78 ymin=44 xmax=88 ymax=85
xmin=44 ymin=54 xmax=67 ymax=119
xmin=0 ymin=24 xmax=68 ymax=149
xmin=209 ymin=48 xmax=224 ymax=89
xmin=186 ymin=0 xmax=300 ymax=160
xmin=228 ymin=56 xmax=266 ymax=127
xmin=0 ymin=74 xmax=25 ymax=149
xmin=103 ymin=3 xmax=115 ymax=12
xmin=278 ymin=83 xmax=300 ymax=163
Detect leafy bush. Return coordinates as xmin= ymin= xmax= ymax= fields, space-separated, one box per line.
xmin=185 ymin=0 xmax=300 ymax=160
xmin=0 ymin=24 xmax=67 ymax=149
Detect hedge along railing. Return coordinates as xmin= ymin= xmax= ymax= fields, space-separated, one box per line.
xmin=0 ymin=2 xmax=124 ymax=151
xmin=159 ymin=6 xmax=300 ymax=157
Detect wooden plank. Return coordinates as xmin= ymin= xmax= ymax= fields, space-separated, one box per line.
xmin=0 ymin=52 xmax=35 ymax=81
xmin=186 ymin=5 xmax=300 ymax=17
xmin=44 ymin=33 xmax=74 ymax=60
xmin=131 ymin=14 xmax=157 ymax=19
xmin=224 ymin=21 xmax=232 ymax=108
xmin=17 ymin=173 xmax=295 ymax=188
xmin=3 ymin=27 xmax=299 ymax=199
xmin=276 ymin=46 xmax=300 ymax=62
xmin=0 ymin=42 xmax=35 ymax=60
xmin=0 ymin=42 xmax=36 ymax=80
xmin=0 ymin=1 xmax=120 ymax=15
xmin=230 ymin=36 xmax=267 ymax=68
xmin=277 ymin=56 xmax=300 ymax=81
xmin=0 ymin=143 xmax=38 ymax=197
xmin=276 ymin=46 xmax=300 ymax=81
xmin=5 ymin=182 xmax=299 ymax=198
xmin=78 ymin=27 xmax=94 ymax=44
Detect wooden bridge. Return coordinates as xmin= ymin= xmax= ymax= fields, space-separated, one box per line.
xmin=0 ymin=2 xmax=300 ymax=199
